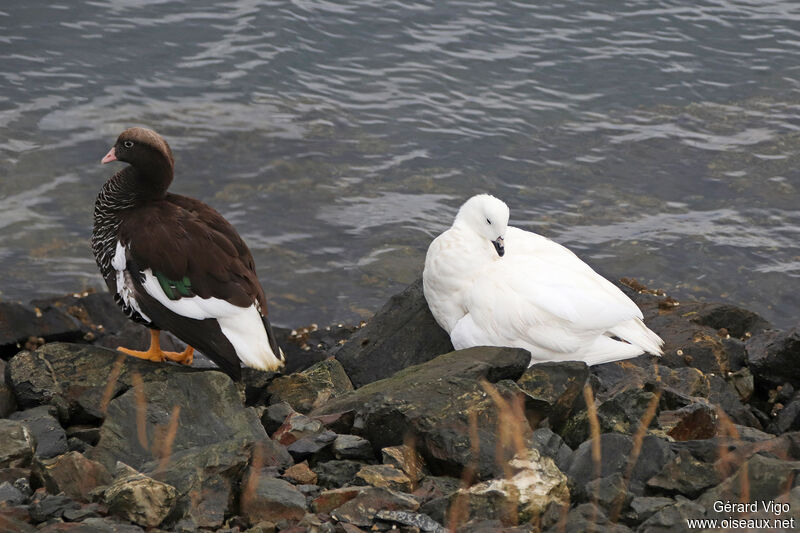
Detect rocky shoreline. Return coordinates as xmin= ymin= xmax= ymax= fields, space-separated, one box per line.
xmin=1 ymin=278 xmax=799 ymax=532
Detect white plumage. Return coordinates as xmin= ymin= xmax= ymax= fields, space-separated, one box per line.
xmin=423 ymin=194 xmax=664 ymax=366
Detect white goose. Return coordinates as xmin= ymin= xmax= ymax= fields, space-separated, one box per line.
xmin=423 ymin=194 xmax=663 ymax=366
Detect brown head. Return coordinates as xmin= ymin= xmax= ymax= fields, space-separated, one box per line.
xmin=102 ymin=127 xmax=175 ymax=195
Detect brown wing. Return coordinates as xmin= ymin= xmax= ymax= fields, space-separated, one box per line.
xmin=118 ymin=194 xmax=267 ymax=313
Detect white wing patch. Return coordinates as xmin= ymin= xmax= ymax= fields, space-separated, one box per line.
xmin=140 ymin=269 xmax=282 ymax=371
xmin=113 ymin=240 xmax=152 ymax=323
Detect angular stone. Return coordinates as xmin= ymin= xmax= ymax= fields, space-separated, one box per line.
xmin=0 ymin=419 xmax=36 ymax=468
xmin=0 ymin=302 xmax=83 ymax=358
xmin=456 ymin=449 xmax=569 ymax=524
xmin=313 ymin=460 xmax=363 ymax=489
xmin=28 ymin=490 xmax=80 ymax=523
xmin=10 ymin=406 xmax=67 ymax=459
xmin=382 ymin=445 xmax=426 ymax=484
xmin=545 ymin=502 xmax=632 ymax=533
xmin=375 ymin=509 xmax=445 ymax=533
xmin=333 ymin=434 xmax=374 ymax=461
xmin=240 ymin=474 xmax=307 ymax=524
xmin=584 ymin=472 xmax=632 ymax=510
xmin=770 ymin=393 xmax=800 ymax=434
xmin=89 ymin=371 xmax=269 ymax=529
xmin=283 ymin=462 xmax=317 ymax=485
xmin=261 ymin=402 xmax=297 ymax=436
xmin=8 ymin=342 xmax=198 ymax=424
xmin=333 ymin=279 xmax=454 ymax=387
xmin=638 ymin=497 xmax=705 ymax=533
xmin=286 ymin=431 xmax=336 ymax=461
xmin=624 ymin=496 xmax=675 ymax=525
xmin=658 ymin=402 xmax=717 ymax=441
xmin=267 ymin=358 xmax=353 ymax=414
xmin=516 ymin=361 xmax=589 ymax=430
xmin=32 ymin=451 xmax=112 ymax=502
xmin=272 ymin=412 xmax=328 ymax=446
xmin=330 ymin=487 xmax=420 ymax=527
xmin=273 ymin=323 xmax=357 ymax=376
xmin=0 ymin=359 xmax=16 ymax=417
xmin=646 ymin=449 xmax=720 ymax=498
xmin=355 ymin=464 xmax=412 ymax=492
xmin=566 ymin=434 xmax=673 ymax=497
xmin=529 ymin=428 xmax=572 ymax=473
xmin=65 ymin=425 xmax=101 ymax=446
xmin=0 ymin=481 xmax=25 ymax=505
xmin=312 ymin=347 xmax=531 ymax=480
xmin=102 ymin=465 xmax=177 ymax=528
xmin=746 ymin=327 xmax=800 ymax=388
xmin=311 ymin=486 xmax=364 ymax=514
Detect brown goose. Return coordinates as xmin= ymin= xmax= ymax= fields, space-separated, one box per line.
xmin=91 ymin=127 xmax=284 ymax=380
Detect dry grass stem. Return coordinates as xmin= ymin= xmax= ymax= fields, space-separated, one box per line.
xmin=100 ymin=355 xmax=125 ymax=414
xmin=131 ymin=371 xmax=148 ymax=450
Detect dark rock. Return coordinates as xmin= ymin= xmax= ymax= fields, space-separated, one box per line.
xmin=0 ymin=467 xmax=31 ymax=486
xmin=706 ymin=373 xmax=762 ymax=428
xmin=102 ymin=464 xmax=177 ymax=528
xmin=65 ymin=425 xmax=101 ymax=446
xmin=727 ymin=367 xmax=754 ymax=402
xmin=516 ymin=361 xmax=589 ymax=430
xmin=240 ymin=368 xmax=280 ymax=407
xmin=354 ymin=464 xmax=412 ymax=492
xmin=333 ymin=279 xmax=454 ymax=388
xmin=645 ymin=449 xmax=720 ymax=498
xmin=584 ymin=472 xmax=632 ymax=510
xmin=747 ymin=327 xmax=800 ymax=388
xmin=698 ymin=454 xmax=800 ymax=514
xmin=623 ymin=496 xmax=675 ymax=525
xmin=273 ymin=412 xmax=332 ymax=446
xmin=459 ymin=520 xmax=535 ymax=533
xmin=0 ymin=513 xmax=36 ymax=533
xmin=240 ymin=473 xmax=307 ymax=524
xmin=67 ymin=437 xmax=90 ymax=454
xmin=267 ymin=358 xmax=353 ymax=414
xmin=0 ymin=481 xmax=25 ymax=505
xmin=32 ymin=451 xmax=112 ymax=502
xmin=62 ymin=504 xmax=101 ymax=522
xmin=530 ymin=428 xmax=572 ymax=472
xmin=688 ymin=303 xmax=771 ymax=338
xmin=770 ymin=393 xmax=800 ymax=434
xmin=312 ymin=347 xmax=530 ymax=480
xmin=286 ymin=431 xmax=337 ymax=461
xmin=313 ymin=460 xmax=363 ymax=489
xmin=0 ymin=419 xmax=36 ymax=468
xmin=566 ymin=434 xmax=673 ymax=497
xmin=261 ymin=402 xmax=297 ymax=436
xmin=375 ymin=510 xmax=445 ymax=532
xmin=273 ymin=323 xmax=357 ymax=376
xmin=0 ymin=359 xmax=16 ymax=417
xmin=597 ymin=388 xmax=659 ymax=435
xmin=10 ymin=406 xmax=67 ymax=459
xmin=416 ymin=477 xmax=461 ymax=525
xmin=637 ymin=497 xmax=705 ymax=533
xmin=543 ymin=502 xmax=632 ymax=533
xmin=28 ymin=491 xmax=80 ymax=523
xmin=89 ymin=370 xmax=269 ymax=529
xmin=0 ymin=301 xmax=83 ymax=358
xmin=7 ymin=342 xmax=199 ymax=424
xmin=332 ymin=435 xmax=373 ymax=461
xmin=658 ymin=402 xmax=717 ymax=441
xmin=29 ymin=291 xmax=129 ymax=338
xmin=381 ymin=445 xmax=426 ymax=484
xmin=329 ymin=487 xmax=419 ymax=527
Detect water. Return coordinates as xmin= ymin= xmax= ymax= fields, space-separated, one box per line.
xmin=1 ymin=0 xmax=799 ymax=328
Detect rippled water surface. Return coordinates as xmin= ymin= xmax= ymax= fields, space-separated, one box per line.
xmin=2 ymin=1 xmax=799 ymax=327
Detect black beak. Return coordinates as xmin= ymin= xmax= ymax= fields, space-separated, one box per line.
xmin=492 ymin=236 xmax=505 ymax=257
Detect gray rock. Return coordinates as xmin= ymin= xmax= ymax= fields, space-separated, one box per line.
xmin=286 ymin=430 xmax=336 ymax=460
xmin=102 ymin=464 xmax=177 ymax=528
xmin=10 ymin=406 xmax=67 ymax=459
xmin=624 ymin=496 xmax=675 ymax=525
xmin=0 ymin=418 xmax=36 ymax=468
xmin=7 ymin=342 xmax=199 ymax=424
xmin=516 ymin=361 xmax=589 ymax=430
xmin=584 ymin=472 xmax=632 ymax=510
xmin=89 ymin=370 xmax=269 ymax=529
xmin=645 ymin=449 xmax=720 ymax=498
xmin=240 ymin=474 xmax=307 ymax=524
xmin=375 ymin=509 xmax=445 ymax=533
xmin=333 ymin=434 xmax=374 ymax=461
xmin=0 ymin=359 xmax=16 ymax=417
xmin=746 ymin=327 xmax=800 ymax=388
xmin=566 ymin=433 xmax=673 ymax=497
xmin=543 ymin=502 xmax=632 ymax=533
xmin=637 ymin=497 xmax=705 ymax=533
xmin=261 ymin=401 xmax=296 ymax=436
xmin=267 ymin=358 xmax=353 ymax=414
xmin=354 ymin=464 xmax=412 ymax=492
xmin=312 ymin=346 xmax=531 ymax=480
xmin=0 ymin=481 xmax=25 ymax=505
xmin=771 ymin=393 xmax=800 ymax=434
xmin=530 ymin=428 xmax=572 ymax=472
xmin=333 ymin=278 xmax=454 ymax=387
xmin=313 ymin=460 xmax=364 ymax=489
xmin=0 ymin=301 xmax=83 ymax=358
xmin=28 ymin=491 xmax=80 ymax=523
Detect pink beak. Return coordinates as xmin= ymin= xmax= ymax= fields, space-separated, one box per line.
xmin=101 ymin=147 xmax=117 ymax=164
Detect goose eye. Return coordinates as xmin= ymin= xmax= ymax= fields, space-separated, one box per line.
xmin=486 ymin=218 xmax=491 ymax=225
xmin=123 ymin=140 xmax=134 ymax=148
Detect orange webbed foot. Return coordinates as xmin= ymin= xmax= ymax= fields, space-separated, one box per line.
xmin=162 ymin=346 xmax=194 ymax=366
xmin=116 ymin=329 xmax=193 ymax=366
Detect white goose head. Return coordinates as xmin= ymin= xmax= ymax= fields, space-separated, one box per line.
xmin=454 ymin=194 xmax=510 ymax=257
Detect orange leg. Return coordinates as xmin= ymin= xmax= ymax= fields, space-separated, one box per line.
xmin=117 ymin=329 xmax=194 ymax=366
